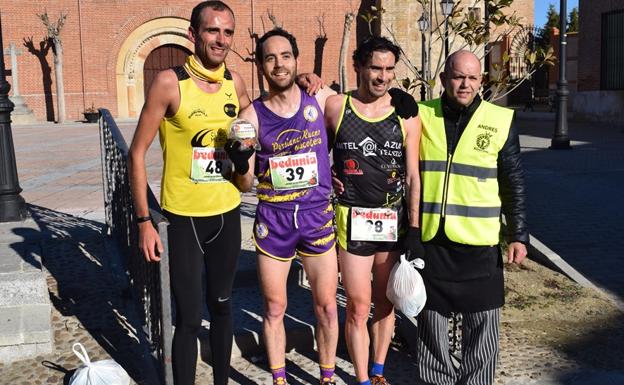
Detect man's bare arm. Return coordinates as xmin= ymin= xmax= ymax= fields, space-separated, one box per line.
xmin=324 ymin=94 xmax=346 ymax=194
xmin=231 ymin=70 xmax=251 ymax=110
xmin=404 ymin=115 xmax=422 ymax=227
xmin=314 ymin=86 xmax=337 ymax=114
xmin=231 ymin=104 xmax=258 ymax=192
xmin=128 ymin=69 xmax=177 ymax=262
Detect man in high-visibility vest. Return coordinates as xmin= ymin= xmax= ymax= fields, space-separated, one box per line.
xmin=415 ymin=50 xmax=528 ymax=385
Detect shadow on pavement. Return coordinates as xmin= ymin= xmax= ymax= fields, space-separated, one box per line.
xmin=11 ymin=204 xmax=160 ymax=385
xmin=518 ymin=120 xmax=624 ymax=301
xmin=554 ymin=311 xmax=624 ymax=384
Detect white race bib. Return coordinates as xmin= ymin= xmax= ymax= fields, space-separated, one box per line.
xmin=190 ymin=147 xmax=231 ymax=183
xmin=269 ymin=153 xmax=319 ymax=191
xmin=350 ymin=207 xmax=398 ymax=242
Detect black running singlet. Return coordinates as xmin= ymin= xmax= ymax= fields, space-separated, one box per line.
xmin=333 ymin=93 xmax=406 ymax=208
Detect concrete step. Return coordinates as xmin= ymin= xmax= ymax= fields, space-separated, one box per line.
xmin=0 ymin=218 xmax=53 ymax=362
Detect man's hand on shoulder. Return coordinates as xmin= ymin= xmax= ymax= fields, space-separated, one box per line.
xmin=389 ymin=88 xmax=419 ymax=119
xmin=296 ymin=73 xmax=324 ymax=95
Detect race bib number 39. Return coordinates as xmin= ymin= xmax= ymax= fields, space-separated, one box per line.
xmin=350 ymin=207 xmax=398 ymax=242
xmin=190 ymin=147 xmax=231 ymax=183
xmin=269 ymin=153 xmax=319 ymax=191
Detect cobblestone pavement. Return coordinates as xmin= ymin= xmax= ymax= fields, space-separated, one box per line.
xmin=2 ymin=119 xmax=624 ymax=384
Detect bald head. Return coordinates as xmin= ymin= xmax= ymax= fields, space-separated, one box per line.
xmin=444 ymin=50 xmax=481 ymax=73
xmin=440 ymin=50 xmax=483 ymax=107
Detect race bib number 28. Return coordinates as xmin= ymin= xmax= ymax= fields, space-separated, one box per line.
xmin=190 ymin=147 xmax=231 ymax=183
xmin=350 ymin=207 xmax=398 ymax=242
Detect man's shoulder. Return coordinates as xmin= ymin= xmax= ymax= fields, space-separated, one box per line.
xmin=153 ymin=68 xmax=180 ymax=89
xmin=327 ymin=93 xmax=347 ymax=102
xmin=481 ymin=99 xmax=514 ymax=113
xmin=145 ymin=68 xmax=180 ymax=107
xmin=226 ymin=68 xmax=243 ymax=82
xmin=417 ymin=98 xmax=441 ymax=108
xmin=239 ymin=102 xmax=257 ymax=120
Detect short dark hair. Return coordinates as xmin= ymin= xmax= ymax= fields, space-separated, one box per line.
xmin=255 ymin=28 xmax=299 ymax=64
xmin=352 ymin=35 xmax=401 ymax=67
xmin=190 ymin=1 xmax=235 ymax=31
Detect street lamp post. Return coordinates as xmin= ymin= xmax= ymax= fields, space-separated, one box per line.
xmin=0 ymin=12 xmax=27 ymax=222
xmin=440 ymin=0 xmax=455 ymax=58
xmin=418 ymin=14 xmax=429 ymax=101
xmin=551 ymin=0 xmax=571 ymax=149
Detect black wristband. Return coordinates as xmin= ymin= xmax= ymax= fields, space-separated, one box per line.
xmin=136 ymin=215 xmax=152 ymax=223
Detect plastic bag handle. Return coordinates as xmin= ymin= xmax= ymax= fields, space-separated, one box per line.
xmin=399 ymin=254 xmax=425 ymax=269
xmin=410 ymin=258 xmax=425 ymax=270
xmin=72 ymin=342 xmax=91 ymax=366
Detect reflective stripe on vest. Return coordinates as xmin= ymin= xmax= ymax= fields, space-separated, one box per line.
xmin=418 ymin=98 xmax=514 ymax=245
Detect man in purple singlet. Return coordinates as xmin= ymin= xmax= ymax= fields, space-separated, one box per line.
xmin=239 ymin=29 xmax=339 ymax=385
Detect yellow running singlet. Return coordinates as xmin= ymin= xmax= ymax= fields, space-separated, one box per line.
xmin=159 ymin=66 xmax=241 ymax=216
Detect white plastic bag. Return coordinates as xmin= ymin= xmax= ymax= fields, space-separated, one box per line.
xmin=69 ymin=343 xmax=131 ymax=385
xmin=386 ymin=254 xmax=427 ymax=317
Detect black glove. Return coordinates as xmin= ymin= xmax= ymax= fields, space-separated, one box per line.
xmin=389 ymin=88 xmax=419 ymax=119
xmin=405 ymin=226 xmax=425 ymax=261
xmin=225 ymin=139 xmax=254 ymax=175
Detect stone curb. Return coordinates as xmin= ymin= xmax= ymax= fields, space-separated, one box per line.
xmin=527 ymin=234 xmax=624 ymax=312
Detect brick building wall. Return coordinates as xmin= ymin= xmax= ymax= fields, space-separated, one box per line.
xmin=574 ymin=0 xmax=624 ymax=124
xmin=2 ymin=1 xmax=359 ymax=121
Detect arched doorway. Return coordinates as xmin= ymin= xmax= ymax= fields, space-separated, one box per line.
xmin=143 ymin=44 xmax=192 ymax=98
xmin=115 ymin=17 xmax=193 ymax=118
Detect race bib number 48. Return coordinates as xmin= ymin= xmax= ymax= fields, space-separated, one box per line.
xmin=269 ymin=152 xmax=319 ymax=191
xmin=190 ymin=147 xmax=231 ymax=183
xmin=350 ymin=207 xmax=398 ymax=242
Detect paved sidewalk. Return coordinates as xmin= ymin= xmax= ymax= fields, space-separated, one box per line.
xmin=0 ymin=117 xmax=623 ymax=384
xmin=516 ymin=115 xmax=624 ymax=307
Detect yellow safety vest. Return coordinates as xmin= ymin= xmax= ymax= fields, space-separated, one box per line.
xmin=418 ymin=98 xmax=514 ymax=245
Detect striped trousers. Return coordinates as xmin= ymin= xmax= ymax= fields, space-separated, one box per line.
xmin=416 ymin=308 xmax=500 ymax=385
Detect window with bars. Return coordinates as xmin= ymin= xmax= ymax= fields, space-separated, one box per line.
xmin=601 ymin=9 xmax=624 ymax=90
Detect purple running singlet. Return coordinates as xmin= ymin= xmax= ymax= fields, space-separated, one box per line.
xmin=252 ymin=87 xmax=335 ymax=260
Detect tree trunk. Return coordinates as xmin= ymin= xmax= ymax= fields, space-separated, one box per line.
xmin=338 ymin=12 xmax=355 ymax=93
xmin=53 ymin=40 xmax=66 ymax=123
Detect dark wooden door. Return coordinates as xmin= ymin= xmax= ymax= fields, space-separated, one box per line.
xmin=144 ymin=44 xmax=192 ymax=98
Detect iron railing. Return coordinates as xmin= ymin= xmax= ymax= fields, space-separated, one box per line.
xmin=98 ymin=109 xmax=173 ymax=385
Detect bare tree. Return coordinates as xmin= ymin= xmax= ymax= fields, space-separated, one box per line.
xmin=338 ymin=11 xmax=356 ymax=92
xmin=267 ymin=9 xmax=283 ymax=29
xmin=38 ymin=10 xmax=67 ymax=123
xmin=368 ymin=0 xmax=555 ymax=102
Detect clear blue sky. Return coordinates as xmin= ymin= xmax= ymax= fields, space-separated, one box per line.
xmin=534 ymin=0 xmax=579 ymax=28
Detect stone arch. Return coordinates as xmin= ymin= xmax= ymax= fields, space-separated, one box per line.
xmin=115 ymin=17 xmax=193 ymax=118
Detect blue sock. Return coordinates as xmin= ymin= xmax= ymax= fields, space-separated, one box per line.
xmin=359 ymin=380 xmax=372 ymax=385
xmin=370 ymin=362 xmax=384 ymax=377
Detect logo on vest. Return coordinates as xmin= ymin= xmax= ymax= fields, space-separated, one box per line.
xmin=475 ymin=132 xmax=493 ymax=152
xmin=224 ymin=103 xmax=237 ymax=117
xmin=359 ymin=137 xmax=378 ymax=156
xmin=303 ymin=105 xmax=319 ymax=122
xmin=343 ymin=158 xmax=364 ymax=175
xmin=188 ymin=108 xmax=208 ymax=119
xmin=191 ymin=128 xmax=227 ymax=147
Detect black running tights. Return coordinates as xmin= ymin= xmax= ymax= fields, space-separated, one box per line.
xmin=164 ymin=207 xmax=241 ymax=385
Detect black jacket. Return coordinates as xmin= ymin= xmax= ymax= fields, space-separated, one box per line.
xmin=441 ymin=94 xmax=529 ymax=244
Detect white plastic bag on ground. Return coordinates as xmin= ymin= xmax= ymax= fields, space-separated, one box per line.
xmin=69 ymin=343 xmax=131 ymax=385
xmin=386 ymin=254 xmax=427 ymax=317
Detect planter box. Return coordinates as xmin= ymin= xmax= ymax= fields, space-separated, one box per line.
xmin=83 ymin=111 xmax=99 ymax=123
